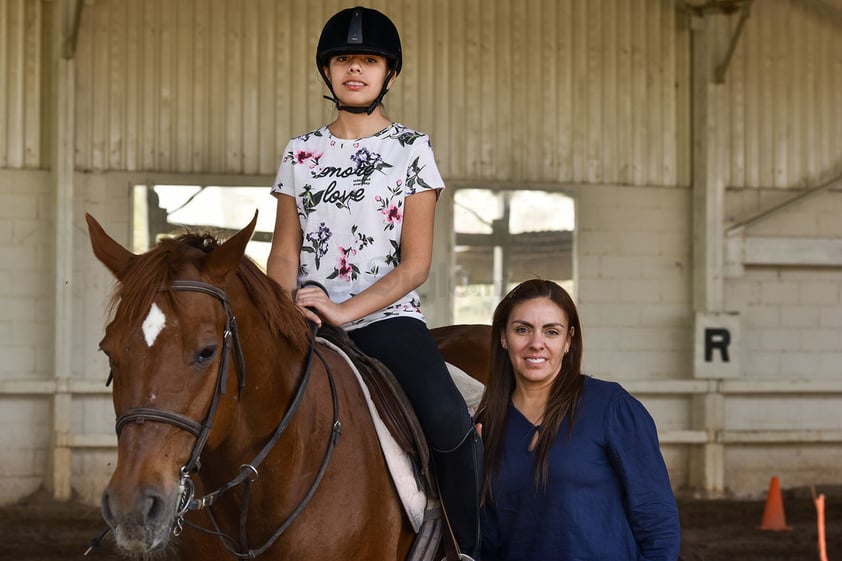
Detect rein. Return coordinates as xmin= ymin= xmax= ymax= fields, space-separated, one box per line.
xmin=89 ymin=280 xmax=342 ymax=559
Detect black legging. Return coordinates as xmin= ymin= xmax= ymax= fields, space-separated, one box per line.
xmin=348 ymin=317 xmax=473 ymax=451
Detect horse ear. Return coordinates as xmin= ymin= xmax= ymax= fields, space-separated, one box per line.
xmin=86 ymin=213 xmax=136 ymax=281
xmin=205 ymin=211 xmax=258 ymax=281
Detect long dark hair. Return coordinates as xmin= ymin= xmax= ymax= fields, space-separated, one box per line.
xmin=477 ymin=279 xmax=585 ymax=495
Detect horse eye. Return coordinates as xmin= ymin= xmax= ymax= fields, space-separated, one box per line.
xmin=193 ymin=345 xmax=218 ymax=366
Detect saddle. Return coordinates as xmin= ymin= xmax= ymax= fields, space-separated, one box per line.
xmin=315 ymin=325 xmax=473 ymax=561
xmin=315 ymin=325 xmax=435 ymax=494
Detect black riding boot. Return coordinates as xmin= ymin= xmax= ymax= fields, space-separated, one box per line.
xmin=432 ymin=426 xmax=483 ymax=561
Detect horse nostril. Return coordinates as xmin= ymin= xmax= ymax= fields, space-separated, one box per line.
xmin=144 ymin=488 xmax=168 ymax=526
xmin=101 ymin=491 xmax=117 ymax=528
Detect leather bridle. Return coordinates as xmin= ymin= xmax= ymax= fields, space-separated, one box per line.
xmin=115 ymin=281 xmax=247 ymax=475
xmin=103 ymin=279 xmax=342 ymax=559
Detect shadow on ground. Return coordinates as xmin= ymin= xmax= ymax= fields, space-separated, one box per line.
xmin=1 ymin=486 xmax=839 ymax=560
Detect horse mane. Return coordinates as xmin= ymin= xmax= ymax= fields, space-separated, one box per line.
xmin=109 ymin=230 xmax=310 ymax=355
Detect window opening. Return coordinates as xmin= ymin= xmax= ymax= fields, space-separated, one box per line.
xmin=132 ymin=185 xmax=277 ymax=269
xmin=453 ymin=188 xmax=575 ymax=324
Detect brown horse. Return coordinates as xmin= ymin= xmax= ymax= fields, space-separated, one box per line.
xmin=430 ymin=324 xmax=491 ymax=386
xmin=87 ymin=212 xmax=490 ymax=560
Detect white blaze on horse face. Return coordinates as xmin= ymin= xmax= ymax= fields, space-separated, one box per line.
xmin=142 ymin=303 xmax=167 ymax=347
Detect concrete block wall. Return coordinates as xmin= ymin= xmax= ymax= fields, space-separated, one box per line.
xmin=574 ymin=183 xmax=695 ymax=491
xmin=720 ymin=188 xmax=842 ymax=495
xmin=577 ymin=184 xmax=693 ymax=381
xmin=73 ymin=174 xmax=126 ymax=388
xmin=0 ymin=170 xmax=54 ymax=379
xmin=0 ymin=170 xmax=54 ymax=502
xmin=726 ymin=189 xmax=842 ymax=381
xmin=726 ymin=446 xmax=842 ymax=494
xmin=728 ymin=267 xmax=842 ymax=380
xmin=72 ymin=174 xmax=131 ymax=504
xmin=0 ymin=171 xmax=124 ymax=505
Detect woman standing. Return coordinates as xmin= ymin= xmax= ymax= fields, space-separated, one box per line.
xmin=479 ymin=279 xmax=680 ymax=560
xmin=267 ymin=7 xmax=482 ymax=560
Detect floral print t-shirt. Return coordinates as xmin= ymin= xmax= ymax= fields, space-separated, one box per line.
xmin=271 ymin=122 xmax=445 ymax=330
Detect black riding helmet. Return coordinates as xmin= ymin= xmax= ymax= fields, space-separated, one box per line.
xmin=316 ymin=6 xmax=402 ymax=114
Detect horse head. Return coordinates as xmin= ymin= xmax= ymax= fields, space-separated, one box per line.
xmin=87 ymin=212 xmax=289 ymax=555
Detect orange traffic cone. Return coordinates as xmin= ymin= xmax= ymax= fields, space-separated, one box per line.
xmin=815 ymin=492 xmax=828 ymax=561
xmin=758 ymin=476 xmax=792 ymax=531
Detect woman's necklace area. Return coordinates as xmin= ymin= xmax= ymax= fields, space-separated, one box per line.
xmin=512 ymin=397 xmax=545 ymax=428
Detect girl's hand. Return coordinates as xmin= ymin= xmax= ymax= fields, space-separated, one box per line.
xmin=294 ymin=302 xmax=323 ymax=327
xmin=294 ymin=286 xmax=348 ymax=327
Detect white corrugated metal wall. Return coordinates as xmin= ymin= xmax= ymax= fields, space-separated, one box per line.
xmin=0 ymin=0 xmax=842 ymax=188
xmin=3 ymin=0 xmax=837 ymax=185
xmin=0 ymin=0 xmax=43 ymax=168
xmin=69 ymin=0 xmax=690 ymax=186
xmin=1 ymin=0 xmax=841 ymax=504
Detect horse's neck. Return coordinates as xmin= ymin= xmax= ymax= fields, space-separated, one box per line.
xmin=198 ymin=332 xmax=309 ymax=493
xmin=201 ymin=281 xmax=317 ymax=469
xmin=236 ymin=334 xmax=308 ymax=440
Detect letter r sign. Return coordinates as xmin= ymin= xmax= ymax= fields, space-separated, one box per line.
xmin=694 ymin=312 xmax=741 ymax=378
xmin=704 ymin=328 xmax=730 ymax=362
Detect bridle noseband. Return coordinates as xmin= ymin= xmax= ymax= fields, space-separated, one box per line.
xmin=100 ymin=279 xmax=342 ymax=559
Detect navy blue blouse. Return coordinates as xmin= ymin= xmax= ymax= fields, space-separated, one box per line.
xmin=481 ymin=376 xmax=681 ymax=561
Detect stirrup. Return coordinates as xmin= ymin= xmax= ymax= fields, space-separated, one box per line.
xmin=439 ymin=556 xmax=477 ymax=561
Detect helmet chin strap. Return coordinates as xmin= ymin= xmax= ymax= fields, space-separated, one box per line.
xmin=324 ymin=70 xmax=395 ymax=115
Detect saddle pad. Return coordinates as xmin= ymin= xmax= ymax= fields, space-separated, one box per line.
xmin=317 ymin=337 xmax=427 ymax=532
xmin=316 ymin=338 xmax=487 ymax=534
xmin=445 ymin=363 xmax=485 ymax=418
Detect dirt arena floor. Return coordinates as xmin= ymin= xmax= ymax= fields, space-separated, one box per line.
xmin=0 ymin=486 xmax=839 ymax=561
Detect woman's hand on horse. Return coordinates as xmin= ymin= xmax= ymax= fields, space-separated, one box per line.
xmin=294 ymin=286 xmax=349 ymax=327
